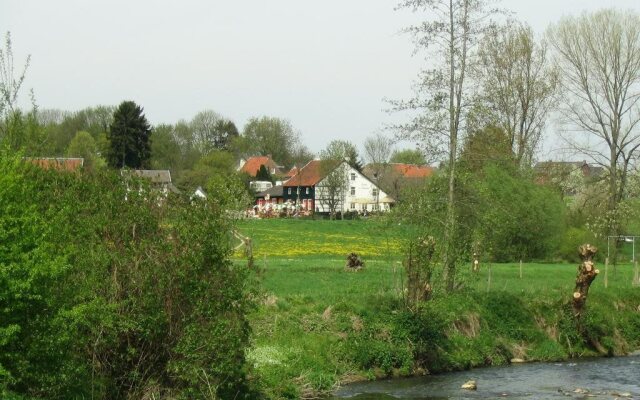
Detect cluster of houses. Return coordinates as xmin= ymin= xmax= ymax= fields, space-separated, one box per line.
xmin=237 ymin=155 xmax=434 ymax=218
xmin=26 ymin=156 xmax=605 ymax=218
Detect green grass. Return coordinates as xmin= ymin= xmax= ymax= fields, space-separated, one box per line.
xmin=235 ymin=219 xmax=640 ymax=399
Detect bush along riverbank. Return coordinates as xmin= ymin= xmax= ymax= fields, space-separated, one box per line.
xmin=249 ymin=279 xmax=640 ymax=399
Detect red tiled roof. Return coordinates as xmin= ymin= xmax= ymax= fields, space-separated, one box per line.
xmin=285 ymin=166 xmax=299 ymax=178
xmin=240 ymin=156 xmax=281 ymax=177
xmin=284 ymin=160 xmax=339 ymax=187
xmin=391 ymin=163 xmax=434 ymax=178
xmin=26 ymin=158 xmax=84 ymax=171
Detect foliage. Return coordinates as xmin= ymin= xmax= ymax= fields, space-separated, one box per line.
xmin=106 ymin=100 xmax=152 ymax=169
xmin=548 ymin=9 xmax=640 ymax=237
xmin=404 ymin=235 xmax=437 ymax=307
xmin=0 ymin=32 xmax=30 ymax=121
xmin=190 ymin=109 xmax=239 ymax=154
xmin=177 ymin=149 xmax=238 ymax=190
xmin=393 ymin=0 xmax=503 ymax=292
xmin=321 ymin=139 xmax=362 ymax=171
xmin=40 ymin=105 xmax=114 ymax=155
xmin=475 ymin=22 xmax=558 ymax=167
xmin=473 ymin=164 xmax=565 ymax=262
xmin=242 ymin=116 xmax=309 ymax=168
xmin=0 ymin=152 xmax=255 ymax=399
xmin=389 ymin=148 xmax=426 ymax=165
xmin=255 ymin=164 xmax=273 ymax=182
xmin=66 ymin=130 xmax=105 ymax=170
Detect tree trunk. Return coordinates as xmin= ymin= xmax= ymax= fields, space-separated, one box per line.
xmin=572 ymin=244 xmax=599 ymax=317
xmin=443 ymin=0 xmax=457 ymax=293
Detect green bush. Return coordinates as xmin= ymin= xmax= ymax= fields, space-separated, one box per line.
xmin=0 ymin=153 xmax=255 ymax=399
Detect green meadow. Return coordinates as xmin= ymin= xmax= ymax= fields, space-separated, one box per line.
xmin=236 ymin=219 xmax=640 ymax=399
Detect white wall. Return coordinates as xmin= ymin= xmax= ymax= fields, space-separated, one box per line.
xmin=315 ymin=162 xmax=391 ymax=213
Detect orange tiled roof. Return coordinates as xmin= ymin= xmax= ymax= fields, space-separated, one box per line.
xmin=391 ymin=163 xmax=434 ymax=178
xmin=26 ymin=157 xmax=84 ymax=171
xmin=240 ymin=156 xmax=281 ymax=177
xmin=285 ymin=166 xmax=299 ymax=178
xmin=283 ymin=160 xmax=340 ymax=187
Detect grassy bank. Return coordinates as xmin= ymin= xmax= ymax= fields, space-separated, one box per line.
xmin=237 ymin=219 xmax=640 ymax=399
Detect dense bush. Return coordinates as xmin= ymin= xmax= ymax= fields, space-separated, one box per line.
xmin=0 ymin=153 xmax=255 ymax=399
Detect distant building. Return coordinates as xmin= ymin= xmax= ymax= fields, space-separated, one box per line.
xmin=363 ymin=163 xmax=435 ymax=202
xmin=25 ymin=157 xmax=84 ymax=171
xmin=237 ymin=155 xmax=284 ymax=177
xmin=124 ymin=169 xmax=180 ymax=196
xmin=283 ymin=160 xmax=394 ymax=213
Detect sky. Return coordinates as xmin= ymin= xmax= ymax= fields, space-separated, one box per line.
xmin=2 ymin=0 xmax=639 ymax=158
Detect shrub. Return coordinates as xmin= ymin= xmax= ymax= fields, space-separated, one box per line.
xmin=0 ymin=153 xmax=255 ymax=399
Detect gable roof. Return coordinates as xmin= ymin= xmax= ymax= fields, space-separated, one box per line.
xmin=131 ymin=170 xmax=172 ymax=184
xmin=363 ymin=163 xmax=435 ymax=180
xmin=390 ymin=163 xmax=434 ymax=178
xmin=239 ymin=156 xmax=282 ymax=177
xmin=285 ymin=166 xmax=299 ymax=178
xmin=26 ymin=157 xmax=84 ymax=171
xmin=283 ymin=159 xmax=338 ymax=187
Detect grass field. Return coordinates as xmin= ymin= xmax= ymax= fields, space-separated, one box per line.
xmin=235 ymin=218 xmax=640 ymax=399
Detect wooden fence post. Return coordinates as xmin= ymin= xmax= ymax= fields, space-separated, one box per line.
xmin=633 ymin=260 xmax=640 ymax=287
xmin=604 ymin=257 xmax=608 ymax=289
xmin=487 ymin=264 xmax=492 ymax=292
xmin=519 ymin=260 xmax=523 ymax=279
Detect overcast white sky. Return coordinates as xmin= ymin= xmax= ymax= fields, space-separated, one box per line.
xmin=2 ymin=0 xmax=639 ymax=157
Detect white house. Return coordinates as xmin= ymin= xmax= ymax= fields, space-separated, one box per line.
xmin=283 ymin=160 xmax=394 ymax=214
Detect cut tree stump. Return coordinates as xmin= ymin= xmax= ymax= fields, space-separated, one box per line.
xmin=572 ymin=244 xmax=599 ymax=317
xmin=346 ymin=252 xmax=364 ymax=271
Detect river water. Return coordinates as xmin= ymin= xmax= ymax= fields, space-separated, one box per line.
xmin=333 ymin=355 xmax=640 ymax=399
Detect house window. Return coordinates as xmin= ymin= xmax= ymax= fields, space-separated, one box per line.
xmin=306 ymin=187 xmax=310 ymax=195
xmin=296 ymin=187 xmax=300 ymax=194
xmin=288 ymin=188 xmax=292 ymax=195
xmin=350 ymin=187 xmax=356 ymax=196
xmin=350 ymin=172 xmax=356 ymax=181
xmin=372 ymin=188 xmax=379 ymax=197
xmin=350 ymin=203 xmax=356 ymax=210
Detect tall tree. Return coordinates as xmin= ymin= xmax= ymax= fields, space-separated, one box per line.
xmin=0 ymin=32 xmax=30 ymax=121
xmin=394 ymin=0 xmax=500 ymax=291
xmin=107 ymin=101 xmax=152 ymax=169
xmin=66 ymin=130 xmax=104 ymax=170
xmin=0 ymin=31 xmax=42 ymax=154
xmin=190 ymin=110 xmax=239 ymax=154
xmin=475 ymin=22 xmax=558 ymax=167
xmin=242 ymin=116 xmax=302 ymax=168
xmin=548 ymin=9 xmax=640 ymax=237
xmin=323 ymin=139 xmax=363 ymax=171
xmin=364 ymin=133 xmax=394 ymax=206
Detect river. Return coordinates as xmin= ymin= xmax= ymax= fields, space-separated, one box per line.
xmin=332 ymin=354 xmax=640 ymax=399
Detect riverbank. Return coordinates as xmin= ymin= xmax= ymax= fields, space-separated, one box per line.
xmin=245 ymin=258 xmax=640 ymax=399
xmin=238 ymin=220 xmax=640 ymax=399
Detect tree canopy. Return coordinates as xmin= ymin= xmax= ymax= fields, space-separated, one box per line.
xmin=107 ymin=101 xmax=152 ymax=169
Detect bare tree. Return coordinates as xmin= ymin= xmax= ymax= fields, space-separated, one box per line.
xmin=364 ymin=133 xmax=394 ymax=206
xmin=0 ymin=32 xmax=30 ymax=119
xmin=475 ymin=22 xmax=558 ymax=167
xmin=316 ymin=160 xmax=347 ymax=220
xmin=548 ymin=9 xmax=640 ymax=236
xmin=393 ymin=0 xmax=501 ymax=291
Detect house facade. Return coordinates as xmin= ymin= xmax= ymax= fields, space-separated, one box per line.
xmin=283 ymin=160 xmax=393 ymax=214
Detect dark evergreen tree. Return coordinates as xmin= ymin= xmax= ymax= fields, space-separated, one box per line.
xmin=107 ymin=101 xmax=152 ymax=168
xmin=255 ymin=164 xmax=273 ymax=182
